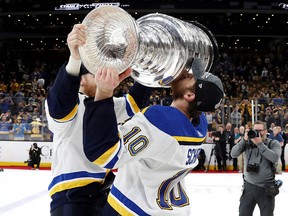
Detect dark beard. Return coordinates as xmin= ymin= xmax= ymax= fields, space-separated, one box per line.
xmin=188 ymin=100 xmax=201 ymax=125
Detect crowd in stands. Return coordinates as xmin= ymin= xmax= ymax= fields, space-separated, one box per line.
xmin=0 ymin=59 xmax=51 ymax=141
xmin=0 ymin=50 xmax=287 ymax=142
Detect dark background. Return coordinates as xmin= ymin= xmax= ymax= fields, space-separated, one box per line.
xmin=0 ymin=0 xmax=287 ymax=67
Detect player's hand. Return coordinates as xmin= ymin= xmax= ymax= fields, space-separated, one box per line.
xmin=67 ymin=24 xmax=86 ymax=60
xmin=94 ymin=67 xmax=131 ymax=101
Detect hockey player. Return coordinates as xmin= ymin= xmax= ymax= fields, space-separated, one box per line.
xmin=82 ymin=60 xmax=224 ymax=215
xmin=45 ymin=24 xmax=151 ymax=216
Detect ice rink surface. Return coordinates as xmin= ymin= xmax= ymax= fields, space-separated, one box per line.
xmin=0 ymin=169 xmax=287 ymax=216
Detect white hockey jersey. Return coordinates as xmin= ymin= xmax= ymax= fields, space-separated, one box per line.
xmin=83 ymin=100 xmax=208 ymax=215
xmin=46 ymin=94 xmax=139 ymax=197
xmin=45 ymin=64 xmax=150 ymax=211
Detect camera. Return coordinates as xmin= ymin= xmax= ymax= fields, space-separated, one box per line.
xmin=247 ymin=130 xmax=259 ymax=139
xmin=247 ymin=163 xmax=259 ymax=173
xmin=212 ymin=131 xmax=221 ymax=137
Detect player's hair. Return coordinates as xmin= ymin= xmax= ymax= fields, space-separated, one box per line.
xmin=79 ymin=64 xmax=91 ymax=76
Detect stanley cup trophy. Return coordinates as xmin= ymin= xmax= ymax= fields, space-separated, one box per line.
xmin=79 ymin=6 xmax=218 ymax=87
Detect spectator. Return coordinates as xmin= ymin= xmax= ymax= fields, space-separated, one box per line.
xmin=269 ymin=126 xmax=284 ymax=174
xmin=283 ymin=111 xmax=288 ymax=129
xmin=0 ymin=114 xmax=12 ymax=140
xmin=14 ymin=89 xmax=25 ymax=104
xmin=214 ymin=107 xmax=224 ymax=125
xmin=12 ymin=101 xmax=26 ymax=116
xmin=231 ymin=121 xmax=281 ymax=216
xmin=230 ymin=105 xmax=242 ymax=128
xmin=239 ymin=99 xmax=252 ymax=126
xmin=235 ymin=126 xmax=245 ymax=172
xmin=279 ymin=126 xmax=287 ymax=172
xmin=225 ymin=123 xmax=236 ymax=171
xmin=19 ymin=111 xmax=32 ymax=124
xmin=160 ymin=89 xmax=173 ymax=106
xmin=281 ymin=124 xmax=288 ymax=171
xmin=213 ymin=125 xmax=227 ymax=171
xmin=2 ymin=110 xmax=12 ymax=123
xmin=18 ymin=111 xmax=32 ymax=133
xmin=269 ymin=126 xmax=284 ymax=146
xmin=206 ymin=111 xmax=214 ymax=131
xmin=261 ymin=67 xmax=269 ymax=82
xmin=267 ymin=122 xmax=275 ymax=135
xmin=0 ymin=95 xmax=14 ymax=113
xmin=267 ymin=109 xmax=283 ymax=128
xmin=224 ymin=100 xmax=233 ymax=117
xmin=149 ymin=90 xmax=160 ymax=105
xmin=0 ymin=81 xmax=7 ymax=92
xmin=10 ymin=116 xmax=27 ymax=140
xmin=10 ymin=78 xmax=20 ymax=94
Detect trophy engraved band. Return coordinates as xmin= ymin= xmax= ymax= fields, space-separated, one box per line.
xmin=79 ymin=6 xmax=218 ymax=87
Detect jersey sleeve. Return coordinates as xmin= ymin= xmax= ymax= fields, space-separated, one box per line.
xmin=113 ymin=82 xmax=152 ymax=123
xmin=46 ymin=63 xmax=80 ymax=122
xmin=113 ymin=95 xmax=139 ymax=123
xmin=128 ymin=82 xmax=152 ymax=109
xmin=83 ymin=97 xmax=120 ymax=165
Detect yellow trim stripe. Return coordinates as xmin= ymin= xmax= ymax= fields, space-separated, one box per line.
xmin=54 ymin=104 xmax=78 ymax=123
xmin=126 ymin=94 xmax=140 ymax=113
xmin=108 ymin=195 xmax=134 ymax=216
xmin=173 ymin=136 xmax=206 ymax=142
xmin=94 ymin=142 xmax=120 ymax=166
xmin=141 ymin=106 xmax=149 ymax=114
xmin=49 ymin=178 xmax=103 ymax=197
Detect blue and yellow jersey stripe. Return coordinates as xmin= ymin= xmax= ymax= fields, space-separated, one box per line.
xmin=53 ymin=104 xmax=78 ymax=123
xmin=108 ymin=186 xmax=150 ymax=216
xmin=125 ymin=94 xmax=140 ymax=117
xmin=142 ymin=105 xmax=208 ymax=146
xmin=173 ymin=136 xmax=206 ymax=146
xmin=93 ymin=139 xmax=122 ymax=169
xmin=48 ymin=170 xmax=107 ymax=197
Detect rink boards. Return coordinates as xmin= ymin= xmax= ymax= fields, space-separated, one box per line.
xmin=0 ymin=141 xmax=287 ymax=170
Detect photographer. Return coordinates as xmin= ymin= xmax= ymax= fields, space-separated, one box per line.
xmin=212 ymin=125 xmax=227 ymax=171
xmin=28 ymin=143 xmax=41 ymax=170
xmin=231 ymin=121 xmax=281 ymax=216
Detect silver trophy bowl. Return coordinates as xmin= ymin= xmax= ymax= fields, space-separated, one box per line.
xmin=79 ymin=6 xmax=218 ymax=87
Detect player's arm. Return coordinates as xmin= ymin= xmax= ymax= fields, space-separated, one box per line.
xmin=83 ymin=97 xmax=120 ymax=166
xmin=46 ymin=61 xmax=81 ymax=120
xmin=113 ymin=82 xmax=152 ymax=122
xmin=83 ymin=68 xmax=131 ymax=165
xmin=129 ymin=82 xmax=152 ymax=109
xmin=46 ymin=24 xmax=85 ymax=120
